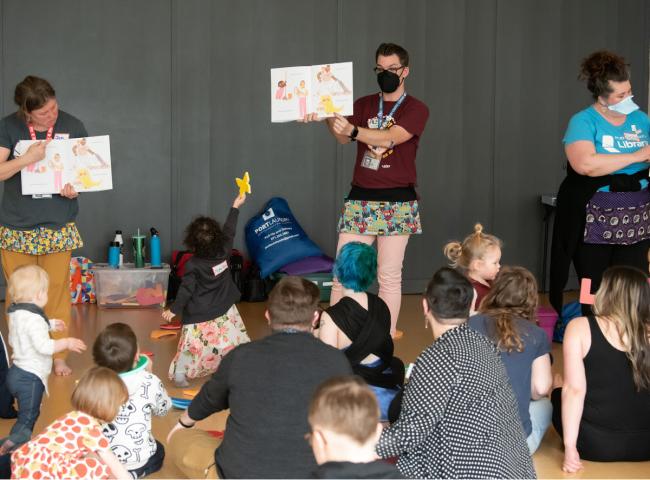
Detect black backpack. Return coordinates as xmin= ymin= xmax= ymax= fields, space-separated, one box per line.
xmin=240 ymin=263 xmax=269 ymax=302
xmin=166 ymin=250 xmax=192 ymax=304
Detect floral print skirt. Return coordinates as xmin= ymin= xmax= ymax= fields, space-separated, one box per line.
xmin=0 ymin=222 xmax=82 ymax=255
xmin=168 ymin=305 xmax=250 ymax=380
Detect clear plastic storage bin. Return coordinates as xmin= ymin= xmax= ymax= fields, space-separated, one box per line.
xmin=93 ymin=263 xmax=170 ymax=308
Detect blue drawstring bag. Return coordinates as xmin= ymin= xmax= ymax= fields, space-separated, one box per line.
xmin=245 ymin=197 xmax=324 ymax=278
xmin=553 ymin=300 xmax=582 ymax=343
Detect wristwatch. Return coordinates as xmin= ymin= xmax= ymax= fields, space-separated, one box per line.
xmin=349 ymin=126 xmax=359 ymax=141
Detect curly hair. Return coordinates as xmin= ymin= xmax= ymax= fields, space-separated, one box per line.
xmin=478 ymin=266 xmax=539 ymax=353
xmin=579 ymin=50 xmax=630 ymax=100
xmin=183 ymin=216 xmax=225 ymax=258
xmin=443 ymin=223 xmax=502 ymax=273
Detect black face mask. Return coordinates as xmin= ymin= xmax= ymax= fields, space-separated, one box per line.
xmin=377 ymin=70 xmax=401 ymax=93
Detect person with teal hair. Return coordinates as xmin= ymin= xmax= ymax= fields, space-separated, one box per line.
xmin=318 ymin=242 xmax=404 ymax=421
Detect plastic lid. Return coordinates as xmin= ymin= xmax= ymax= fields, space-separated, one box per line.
xmin=115 ymin=230 xmax=122 ymax=234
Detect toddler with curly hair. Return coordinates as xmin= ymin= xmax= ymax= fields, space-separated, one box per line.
xmin=163 ymin=194 xmax=251 ymax=387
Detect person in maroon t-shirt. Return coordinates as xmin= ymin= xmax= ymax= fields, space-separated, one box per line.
xmin=302 ymin=43 xmax=429 ymax=338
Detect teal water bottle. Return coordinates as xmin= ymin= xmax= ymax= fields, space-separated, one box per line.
xmin=150 ymin=227 xmax=162 ymax=268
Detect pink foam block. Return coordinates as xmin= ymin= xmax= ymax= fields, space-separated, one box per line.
xmin=537 ymin=306 xmax=558 ymax=345
xmin=579 ymin=278 xmax=596 ymax=305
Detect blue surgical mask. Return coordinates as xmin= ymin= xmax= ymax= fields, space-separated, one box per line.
xmin=607 ymin=95 xmax=639 ymax=115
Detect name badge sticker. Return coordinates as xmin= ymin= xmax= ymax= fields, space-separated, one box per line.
xmin=212 ymin=260 xmax=229 ymax=277
xmin=53 ymin=133 xmax=69 ymax=140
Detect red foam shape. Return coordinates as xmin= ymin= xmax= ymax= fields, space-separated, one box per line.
xmin=160 ymin=322 xmax=182 ymax=330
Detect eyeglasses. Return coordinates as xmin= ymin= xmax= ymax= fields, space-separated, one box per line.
xmin=373 ymin=66 xmax=405 ymax=75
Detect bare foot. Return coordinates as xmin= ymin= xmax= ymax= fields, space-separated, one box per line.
xmin=53 ymin=358 xmax=72 ymax=376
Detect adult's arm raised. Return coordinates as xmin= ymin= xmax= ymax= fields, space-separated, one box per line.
xmin=300 ymin=112 xmax=414 ymax=148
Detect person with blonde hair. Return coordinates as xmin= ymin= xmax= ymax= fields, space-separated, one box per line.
xmin=469 ymin=266 xmax=553 ymax=453
xmin=11 ymin=366 xmax=131 ymax=479
xmin=444 ymin=223 xmax=502 ymax=309
xmin=308 ymin=376 xmax=401 ymax=478
xmin=552 ymin=265 xmax=650 ymax=472
xmin=0 ymin=265 xmax=86 ymax=455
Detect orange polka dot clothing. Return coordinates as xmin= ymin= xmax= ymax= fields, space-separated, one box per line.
xmin=11 ymin=411 xmax=111 ymax=479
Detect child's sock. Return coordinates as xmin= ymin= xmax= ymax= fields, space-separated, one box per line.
xmin=173 ymin=352 xmax=191 ymax=387
xmin=174 ymin=373 xmax=189 ymax=388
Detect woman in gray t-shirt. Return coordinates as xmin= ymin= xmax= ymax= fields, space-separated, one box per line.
xmin=0 ymin=75 xmax=88 ymax=376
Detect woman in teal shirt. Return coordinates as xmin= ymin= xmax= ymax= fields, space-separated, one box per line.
xmin=550 ymin=50 xmax=650 ymax=315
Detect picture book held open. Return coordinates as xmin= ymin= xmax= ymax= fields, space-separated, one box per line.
xmin=271 ymin=62 xmax=353 ymax=122
xmin=16 ymin=135 xmax=112 ymax=195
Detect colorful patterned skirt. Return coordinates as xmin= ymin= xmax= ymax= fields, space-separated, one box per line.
xmin=583 ymin=189 xmax=650 ymax=245
xmin=168 ymin=305 xmax=250 ymax=380
xmin=0 ymin=222 xmax=83 ymax=255
xmin=337 ymin=199 xmax=422 ymax=235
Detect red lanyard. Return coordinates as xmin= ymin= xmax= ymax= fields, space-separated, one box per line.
xmin=27 ymin=124 xmax=53 ymax=141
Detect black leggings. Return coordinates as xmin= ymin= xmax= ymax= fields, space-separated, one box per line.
xmin=573 ymin=239 xmax=650 ymax=314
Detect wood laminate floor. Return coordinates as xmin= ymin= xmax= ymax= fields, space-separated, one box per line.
xmin=0 ymin=295 xmax=648 ymax=479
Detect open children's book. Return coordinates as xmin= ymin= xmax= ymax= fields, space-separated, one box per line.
xmin=271 ymin=62 xmax=353 ymax=122
xmin=16 ymin=135 xmax=112 ymax=195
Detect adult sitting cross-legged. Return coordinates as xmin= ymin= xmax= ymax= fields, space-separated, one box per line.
xmin=166 ymin=276 xmax=352 ymax=479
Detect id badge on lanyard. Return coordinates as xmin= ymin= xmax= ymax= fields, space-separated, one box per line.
xmin=361 ymin=93 xmax=406 ymax=171
xmin=28 ymin=124 xmax=54 ymax=199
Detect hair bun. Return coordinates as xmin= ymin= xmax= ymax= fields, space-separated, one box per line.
xmin=473 ymin=223 xmax=484 ymax=236
xmin=443 ymin=241 xmax=462 ymax=262
xmin=579 ymin=50 xmax=627 ymax=82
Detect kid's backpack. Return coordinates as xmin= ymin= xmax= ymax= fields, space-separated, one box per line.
xmin=70 ymin=256 xmax=96 ymax=304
